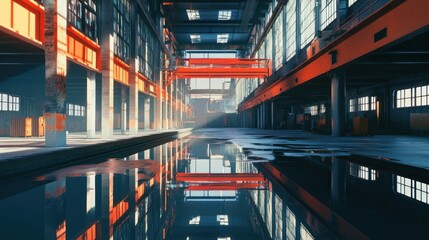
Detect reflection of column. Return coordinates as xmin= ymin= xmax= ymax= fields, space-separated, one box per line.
xmin=44 ymin=0 xmax=68 ymax=147
xmin=87 ymin=71 xmax=96 ymax=138
xmin=331 ymin=157 xmax=347 ymax=208
xmin=101 ymin=0 xmax=114 ymax=138
xmin=97 ymin=174 xmax=111 ymax=239
xmin=169 ymin=83 xmax=173 ymax=129
xmin=44 ymin=179 xmax=66 ymax=239
xmin=129 ymin=154 xmax=138 ymax=239
xmin=271 ymin=101 xmax=275 ymax=130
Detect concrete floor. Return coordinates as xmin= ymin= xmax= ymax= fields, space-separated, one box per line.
xmin=0 ymin=129 xmax=182 ymax=161
xmin=192 ymin=128 xmax=429 ymax=169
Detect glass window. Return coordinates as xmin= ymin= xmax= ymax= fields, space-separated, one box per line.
xmin=274 ymin=9 xmax=284 ymax=70
xmin=305 ymin=105 xmax=318 ymax=116
xmin=286 ymin=0 xmax=296 ymax=61
xmin=370 ymin=96 xmax=376 ymax=110
xmin=396 ymin=88 xmax=412 ymax=108
xmin=358 ymin=96 xmax=369 ymax=111
xmin=0 ymin=93 xmax=20 ymax=112
xmin=300 ymin=0 xmax=315 ymax=48
xmin=415 ymin=85 xmax=428 ymax=107
xmin=349 ymin=98 xmax=356 ymax=112
xmin=285 ymin=207 xmax=296 ymax=239
xmin=113 ymin=0 xmax=131 ymax=63
xmin=138 ymin=14 xmax=157 ymax=81
xmin=67 ymin=0 xmax=98 ymax=41
xmin=321 ymin=0 xmax=336 ymax=30
xmin=300 ymin=223 xmax=314 ymax=240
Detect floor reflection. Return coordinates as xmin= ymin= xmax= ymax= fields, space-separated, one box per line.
xmin=5 ymin=134 xmax=429 ymax=239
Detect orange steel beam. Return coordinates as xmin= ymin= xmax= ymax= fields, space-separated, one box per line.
xmin=67 ymin=26 xmax=101 ymax=71
xmin=185 ymin=183 xmax=266 ymax=191
xmin=176 ymin=173 xmax=265 ymax=182
xmin=238 ymin=0 xmax=429 ymax=111
xmin=0 ymin=0 xmax=45 ymax=44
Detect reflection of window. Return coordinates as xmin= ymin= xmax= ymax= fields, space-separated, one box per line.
xmin=349 ymin=98 xmax=356 ymax=112
xmin=189 ymin=216 xmax=200 ymax=225
xmin=349 ymin=163 xmax=377 ymax=181
xmin=0 ymin=93 xmax=20 ymax=112
xmin=300 ymin=223 xmax=314 ymax=240
xmin=285 ymin=207 xmax=296 ymax=239
xmin=349 ymin=0 xmax=358 ymax=6
xmin=217 ymin=215 xmax=229 ymax=225
xmin=396 ymin=175 xmax=429 ymax=204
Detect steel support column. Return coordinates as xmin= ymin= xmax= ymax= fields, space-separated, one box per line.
xmin=86 ymin=71 xmax=96 ymax=138
xmin=101 ymin=0 xmax=114 ymax=138
xmin=129 ymin=0 xmax=139 ymax=135
xmin=331 ymin=72 xmax=346 ymax=136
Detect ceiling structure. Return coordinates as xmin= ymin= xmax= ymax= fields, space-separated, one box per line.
xmin=162 ymin=0 xmax=271 ymax=52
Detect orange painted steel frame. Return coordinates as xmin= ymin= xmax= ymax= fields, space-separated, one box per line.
xmin=176 ymin=173 xmax=265 ymax=182
xmin=175 ymin=58 xmax=272 ymax=79
xmin=0 ymin=0 xmax=45 ymax=44
xmin=67 ymin=26 xmax=100 ymax=70
xmin=239 ymin=0 xmax=429 ymax=111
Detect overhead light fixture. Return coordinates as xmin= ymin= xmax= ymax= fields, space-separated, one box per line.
xmin=190 ymin=34 xmax=201 ymax=43
xmin=217 ymin=34 xmax=229 ymax=43
xmin=218 ymin=10 xmax=232 ymax=20
xmin=186 ymin=9 xmax=200 ymax=20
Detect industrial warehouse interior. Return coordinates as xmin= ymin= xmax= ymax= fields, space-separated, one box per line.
xmin=0 ymin=0 xmax=429 ymax=239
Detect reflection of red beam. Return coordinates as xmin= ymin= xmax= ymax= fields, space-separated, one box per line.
xmin=176 ymin=173 xmax=265 ymax=182
xmin=76 ymin=222 xmax=97 ymax=240
xmin=185 ymin=183 xmax=266 ymax=191
xmin=109 ymin=197 xmax=129 ymax=226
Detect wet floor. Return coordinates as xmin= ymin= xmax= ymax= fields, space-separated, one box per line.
xmin=0 ymin=130 xmax=429 ymax=239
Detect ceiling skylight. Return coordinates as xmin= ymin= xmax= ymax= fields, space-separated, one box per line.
xmin=218 ymin=10 xmax=232 ymax=20
xmin=190 ymin=34 xmax=201 ymax=43
xmin=186 ymin=9 xmax=200 ymax=20
xmin=217 ymin=34 xmax=229 ymax=43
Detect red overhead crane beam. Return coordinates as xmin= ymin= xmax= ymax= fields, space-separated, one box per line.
xmin=176 ymin=173 xmax=265 ymax=182
xmin=174 ymin=58 xmax=272 ymax=79
xmin=185 ymin=183 xmax=267 ymax=191
xmin=238 ymin=0 xmax=429 ymax=111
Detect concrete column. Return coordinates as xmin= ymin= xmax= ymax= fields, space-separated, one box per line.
xmin=331 ymin=157 xmax=347 ymax=208
xmin=44 ymin=0 xmax=68 ymax=147
xmin=331 ymin=72 xmax=346 ymax=136
xmin=169 ymin=82 xmax=174 ymax=129
xmin=86 ymin=71 xmax=96 ymax=138
xmin=144 ymin=97 xmax=150 ymax=129
xmin=163 ymin=85 xmax=168 ymax=129
xmin=129 ymin=0 xmax=139 ymax=135
xmin=121 ymin=86 xmax=127 ymax=134
xmin=101 ymin=0 xmax=114 ymax=138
